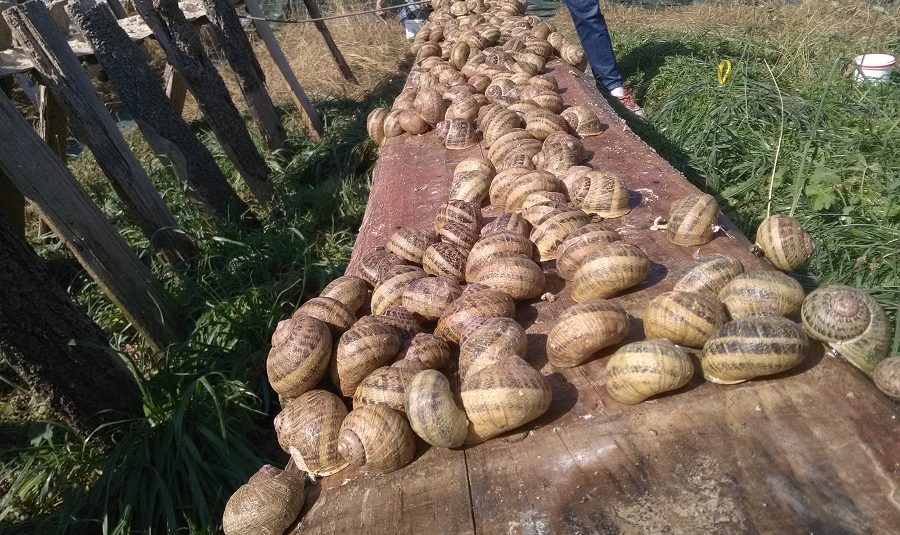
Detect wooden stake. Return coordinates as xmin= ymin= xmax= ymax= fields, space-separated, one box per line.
xmin=244 ymin=0 xmax=323 ymax=141
xmin=37 ymin=85 xmax=67 ymax=240
xmin=4 ymin=1 xmax=196 ymax=265
xmin=0 ymin=90 xmax=189 ymax=352
xmin=163 ymin=63 xmax=187 ymax=116
xmin=301 ymin=0 xmax=358 ymax=85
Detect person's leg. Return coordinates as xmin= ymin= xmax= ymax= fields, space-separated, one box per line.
xmin=563 ymin=0 xmax=623 ymax=92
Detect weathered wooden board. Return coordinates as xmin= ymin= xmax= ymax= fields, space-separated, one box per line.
xmin=296 ymin=62 xmax=900 ymax=533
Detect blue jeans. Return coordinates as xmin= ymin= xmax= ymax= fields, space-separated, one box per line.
xmin=563 ymin=0 xmax=623 ymax=92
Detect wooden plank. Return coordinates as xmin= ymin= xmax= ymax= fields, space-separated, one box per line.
xmin=0 ymin=1 xmax=12 ymax=49
xmin=106 ymin=0 xmax=127 ymax=18
xmin=4 ymin=0 xmax=196 ymax=265
xmin=36 ymin=84 xmax=67 ymax=240
xmin=67 ymin=0 xmax=255 ymax=223
xmin=202 ymin=0 xmax=286 ymax=150
xmin=244 ymin=0 xmax=323 ymax=141
xmin=300 ymin=0 xmax=357 ymax=85
xmin=163 ymin=62 xmax=187 ymax=115
xmin=0 ymin=172 xmax=24 ymax=236
xmin=0 ymin=89 xmax=189 ymax=352
xmin=132 ymin=0 xmax=273 ymax=203
xmin=301 ymin=62 xmax=900 ymax=533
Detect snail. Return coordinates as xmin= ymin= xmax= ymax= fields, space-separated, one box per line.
xmin=292 ymin=296 xmax=356 ymax=336
xmin=331 ymin=322 xmax=401 ymax=397
xmin=274 ymin=390 xmax=348 ymax=476
xmin=524 ymin=109 xmax=570 ymax=140
xmin=402 ymin=333 xmax=452 ymax=369
xmin=499 ymin=170 xmax=565 ymax=212
xmin=398 ymin=111 xmax=430 ymax=134
xmin=222 ymin=464 xmax=305 ymax=535
xmin=461 ymin=355 xmax=552 ymax=443
xmin=439 ymin=220 xmax=481 ymax=251
xmin=555 ymin=224 xmax=621 ymax=281
xmin=754 ymin=214 xmax=816 ymax=272
xmin=537 ymin=138 xmax=585 ymax=177
xmin=458 ymin=316 xmax=528 ymax=379
xmin=482 ymin=109 xmax=524 ymax=147
xmin=547 ymin=299 xmax=629 ymax=368
xmin=402 ymin=275 xmax=464 ymax=320
xmin=453 ymin=156 xmax=494 ymax=185
xmin=581 ymin=171 xmax=631 ymax=218
xmin=465 ymin=231 xmax=534 ymax=282
xmin=422 ymin=241 xmax=469 ymax=282
xmin=672 ymin=253 xmax=744 ymax=297
xmin=371 ymin=265 xmax=427 ymax=315
xmin=352 ymin=366 xmax=416 ymax=412
xmin=319 ymin=275 xmax=369 ymax=314
xmin=435 ymin=199 xmax=481 ymax=233
xmin=436 ymin=286 xmax=516 ymax=343
xmin=529 ymin=207 xmax=592 ymax=261
xmin=382 ymin=109 xmax=405 ymax=138
xmin=490 ymin=134 xmax=544 ymax=169
xmin=405 ymin=370 xmax=469 ymax=448
xmin=572 ymin=243 xmax=650 ymax=302
xmin=337 ymin=404 xmax=416 ymax=474
xmin=471 ymin=253 xmax=545 ymax=300
xmin=450 ymin=41 xmax=471 ymax=70
xmin=489 ymin=167 xmax=531 ymax=208
xmin=527 ymin=90 xmax=564 ymax=113
xmin=719 ymin=271 xmax=805 ymax=319
xmin=605 ymin=340 xmax=694 ymax=404
xmin=386 ymin=227 xmax=439 ymax=264
xmin=367 ymin=108 xmax=388 ymax=146
xmin=560 ymin=105 xmax=605 ymax=137
xmin=436 ymin=119 xmax=479 ymax=149
xmin=659 ymin=193 xmax=720 ymax=246
xmin=643 ymin=291 xmax=727 ymax=348
xmin=873 ymin=357 xmax=900 ymax=400
xmin=800 ymin=285 xmax=890 ymax=376
xmin=356 ymin=308 xmax=423 ymax=346
xmin=356 ymin=247 xmax=407 ymax=286
xmin=481 ymin=211 xmax=532 ymax=237
xmin=529 ymin=73 xmax=558 ymax=92
xmin=468 ymin=73 xmax=492 ymax=93
xmin=560 ymin=43 xmax=587 ymax=70
xmin=701 ymin=313 xmax=809 ymax=384
xmin=267 ymin=316 xmax=332 ymax=400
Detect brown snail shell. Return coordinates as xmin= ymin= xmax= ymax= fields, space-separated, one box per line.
xmin=402 ymin=275 xmax=464 ymax=320
xmin=461 ymin=355 xmax=552 ymax=443
xmin=357 ymin=247 xmax=407 ymax=286
xmin=416 ymin=42 xmax=442 ymax=61
xmin=488 ymin=167 xmax=530 ymax=208
xmin=436 ymin=119 xmax=479 ymax=149
xmin=873 ymin=357 xmax=900 ymax=400
xmin=465 ymin=231 xmax=534 ymax=282
xmin=526 ymin=90 xmax=564 ymax=114
xmin=529 ymin=73 xmax=558 ymax=92
xmin=672 ymin=253 xmax=744 ymax=297
xmin=356 ymin=309 xmax=423 ymax=345
xmin=562 ymin=165 xmax=592 ymax=194
xmin=292 ymin=296 xmax=356 ymax=336
xmin=488 ymin=131 xmax=543 ymax=164
xmin=482 ymin=109 xmax=525 ymax=147
xmin=555 ymin=224 xmax=621 ymax=281
xmin=439 ymin=220 xmax=481 ymax=250
xmin=383 ymin=109 xmax=405 ymax=138
xmin=581 ymin=171 xmax=631 ymax=218
xmin=800 ymin=285 xmax=890 ymax=376
xmin=755 ymin=214 xmax=816 ymax=272
xmin=386 ymin=227 xmax=438 ymax=264
xmin=468 ymin=72 xmax=492 ymax=93
xmin=435 ymin=199 xmax=481 ymax=233
xmin=524 ymin=109 xmax=569 ymax=140
xmin=572 ymin=243 xmax=651 ymax=302
xmin=482 ymin=211 xmax=532 ymax=238
xmin=371 ymin=265 xmax=427 ymax=316
xmin=352 ymin=366 xmax=415 ymax=412
xmin=500 ymin=170 xmax=564 ymax=212
xmin=453 ymin=156 xmax=494 ymax=182
xmin=449 ymin=169 xmax=491 ymax=205
xmin=436 ymin=286 xmax=516 ymax=343
xmin=222 ymin=464 xmax=305 ymax=535
xmin=320 ymin=275 xmax=369 ymax=314
xmin=546 ymin=31 xmax=565 ymax=51
xmin=643 ymin=291 xmax=727 ymax=348
xmin=392 ymin=89 xmax=417 ymax=111
xmin=719 ymin=271 xmax=805 ymax=319
xmin=524 ymin=39 xmax=554 ymax=59
xmin=458 ymin=317 xmax=528 ymax=380
xmin=667 ymin=193 xmax=720 ymax=246
xmin=367 ymin=108 xmax=388 ymax=146
xmin=267 ymin=317 xmax=332 ymax=400
xmin=538 ymin=138 xmax=586 ymax=177
xmin=560 ymin=43 xmax=587 ymax=70
xmin=422 ymin=242 xmax=469 ymax=282
xmin=403 ymin=333 xmax=452 ymax=369
xmin=274 ymin=390 xmax=348 ymax=476
xmin=405 ymin=370 xmax=469 ymax=448
xmin=445 ymin=95 xmax=484 ymax=122
xmin=337 ymin=404 xmax=415 ymax=474
xmin=529 ymin=207 xmax=592 ymax=261
xmin=471 ymin=253 xmax=545 ymax=300
xmin=605 ymin=340 xmax=694 ymax=404
xmin=331 ymin=322 xmax=401 ymax=397
xmin=398 ymin=111 xmax=430 ymax=134
xmin=701 ymin=314 xmax=809 ymax=384
xmin=506 ymin=102 xmax=539 ymax=118
xmin=560 ymin=105 xmax=605 ymax=137
xmin=546 ymin=299 xmax=629 ymax=368
xmin=450 ymin=41 xmax=471 ymax=70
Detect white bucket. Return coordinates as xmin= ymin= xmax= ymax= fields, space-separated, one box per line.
xmin=853 ymin=53 xmax=895 ymax=84
xmin=404 ymin=19 xmax=424 ymax=40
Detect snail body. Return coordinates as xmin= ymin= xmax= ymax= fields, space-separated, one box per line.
xmin=338 ymin=404 xmax=416 ymax=474
xmin=755 ymin=214 xmax=816 ymax=272
xmin=331 ymin=323 xmax=401 ymax=397
xmin=643 ymin=291 xmax=727 ymax=348
xmin=719 ymin=271 xmax=805 ymax=319
xmin=605 ymin=340 xmax=694 ymax=404
xmin=572 ymin=243 xmax=650 ymax=302
xmin=547 ymin=299 xmax=629 ymax=368
xmin=267 ymin=317 xmax=332 ymax=400
xmin=672 ymin=253 xmax=744 ymax=297
xmin=405 ymin=370 xmax=469 ymax=448
xmin=222 ymin=465 xmax=305 ymax=535
xmin=274 ymin=390 xmax=348 ymax=476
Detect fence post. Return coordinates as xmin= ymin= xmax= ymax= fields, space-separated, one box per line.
xmin=131 ymin=0 xmax=274 ymax=203
xmin=67 ymin=0 xmax=256 ymax=224
xmin=202 ymin=0 xmax=286 ymax=150
xmin=4 ymin=0 xmax=196 ymax=265
xmin=301 ymin=0 xmax=358 ymax=85
xmin=36 ymin=85 xmax=67 ymax=240
xmin=0 ymin=90 xmax=190 ymax=352
xmin=244 ymin=0 xmax=323 ymax=141
xmin=163 ymin=63 xmax=187 ymax=115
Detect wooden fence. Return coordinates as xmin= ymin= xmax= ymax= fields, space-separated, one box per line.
xmin=0 ymin=0 xmax=353 ymax=351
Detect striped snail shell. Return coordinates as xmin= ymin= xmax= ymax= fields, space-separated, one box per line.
xmin=511 ymin=50 xmax=546 ymax=75
xmin=518 ymin=84 xmax=547 ymax=107
xmin=371 ymin=265 xmax=427 ymax=316
xmin=530 ymin=21 xmax=555 ymax=39
xmin=435 ymin=199 xmax=481 ymax=233
xmin=356 ymin=309 xmax=423 ymax=346
xmin=546 ymin=31 xmax=565 ymax=51
xmin=562 ymin=165 xmax=592 ymax=193
xmin=331 ymin=322 xmax=401 ymax=397
xmin=383 ymin=109 xmax=405 ymax=138
xmin=522 ymin=190 xmax=568 ymax=209
xmin=755 ymin=214 xmax=816 ymax=272
xmin=643 ymin=291 xmax=727 ymax=348
xmin=527 ymin=90 xmax=565 ymax=114
xmin=546 ymin=299 xmax=629 ymax=368
xmin=454 ymin=156 xmax=494 ymax=182
xmin=521 ymin=200 xmax=567 ymax=226
xmin=666 ymin=193 xmax=720 ymax=246
xmin=352 ymin=366 xmax=416 ymax=412
xmin=468 ymin=73 xmax=492 ymax=93
xmin=719 ymin=271 xmax=805 ymax=319
xmin=422 ymin=242 xmax=469 ymax=282
xmin=449 ymin=170 xmax=491 ymax=205
xmin=267 ymin=317 xmax=332 ymax=400
xmin=471 ymin=253 xmax=545 ymax=300
xmin=544 ymin=131 xmax=585 ymax=158
xmin=450 ymin=41 xmax=471 ymax=70
xmin=530 ymin=207 xmax=592 ymax=261
xmin=581 ymin=171 xmax=631 ymax=218
xmin=386 ymin=227 xmax=438 ymax=264
xmin=319 ymin=275 xmax=369 ymax=314
xmin=529 ymin=73 xmax=558 ymax=92
xmin=538 ymin=139 xmax=585 ymax=177
xmin=392 ymin=357 xmax=429 ymax=372
xmin=560 ymin=43 xmax=587 ymax=70
xmin=489 ymin=131 xmax=543 ymax=165
xmin=605 ymin=340 xmax=694 ymax=404
xmin=501 ymin=171 xmax=565 ymax=212
xmin=392 ymin=89 xmax=417 ymax=111
xmin=572 ymin=243 xmax=650 ymax=302
xmin=800 ymin=285 xmax=890 ymax=376
xmin=461 ymin=355 xmax=552 ymax=443
xmin=416 ymin=42 xmax=442 ymax=61
xmin=292 ymin=296 xmax=356 ymax=336
xmin=555 ymin=224 xmax=621 ymax=281
xmin=507 ymin=101 xmax=539 ymax=118
xmin=357 ymin=247 xmax=407 ymax=286
xmin=524 ymin=39 xmax=554 ymax=59
xmin=445 ymin=96 xmax=483 ymax=122
xmin=485 ymin=77 xmax=516 ymax=100
xmin=222 ymin=464 xmax=305 ymax=535
xmin=465 ymin=231 xmax=534 ymax=282
xmin=337 ymin=404 xmax=416 ymax=475
xmin=700 ymin=314 xmax=809 ymax=384
xmin=873 ymin=357 xmax=900 ymax=401
xmin=274 ymin=390 xmax=348 ymax=476
xmin=482 ymin=211 xmax=532 ymax=238
xmin=436 ymin=119 xmax=479 ymax=149
xmin=405 ymin=370 xmax=469 ymax=448
xmin=458 ymin=317 xmax=528 ymax=380
xmin=482 ymin=109 xmax=524 ymax=147
xmin=672 ymin=253 xmax=744 ymax=297
xmin=398 ymin=111 xmax=429 ymax=134
xmin=403 ymin=333 xmax=452 ymax=370
xmin=436 ymin=286 xmax=516 ymax=343
xmin=477 ymin=102 xmax=506 ymax=130
xmin=367 ymin=108 xmax=388 ymax=146
xmin=439 ymin=220 xmax=481 ymax=250
xmin=443 ymin=84 xmax=478 ymax=104
xmin=524 ymin=109 xmax=569 ymax=140
xmin=488 ymin=167 xmax=530 ymax=208
xmin=402 ymin=275 xmax=464 ymax=320
xmin=560 ymin=105 xmax=605 ymax=137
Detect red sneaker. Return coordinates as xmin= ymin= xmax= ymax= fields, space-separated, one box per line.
xmin=614 ymin=89 xmax=646 ymax=118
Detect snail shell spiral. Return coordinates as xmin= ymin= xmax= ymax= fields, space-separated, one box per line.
xmin=337 ymin=404 xmax=416 ymax=474
xmin=405 ymin=370 xmax=469 ymax=448
xmin=755 ymin=214 xmax=816 ymax=272
xmin=572 ymin=243 xmax=650 ymax=302
xmin=267 ymin=316 xmax=332 ymax=400
xmin=547 ymin=299 xmax=630 ymax=368
xmin=672 ymin=253 xmax=744 ymax=297
xmin=274 ymin=390 xmax=348 ymax=476
xmin=367 ymin=108 xmax=388 ymax=146
xmin=605 ymin=339 xmax=694 ymax=404
xmin=560 ymin=105 xmax=605 ymax=137
xmin=643 ymin=291 xmax=727 ymax=348
xmin=719 ymin=271 xmax=805 ymax=319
